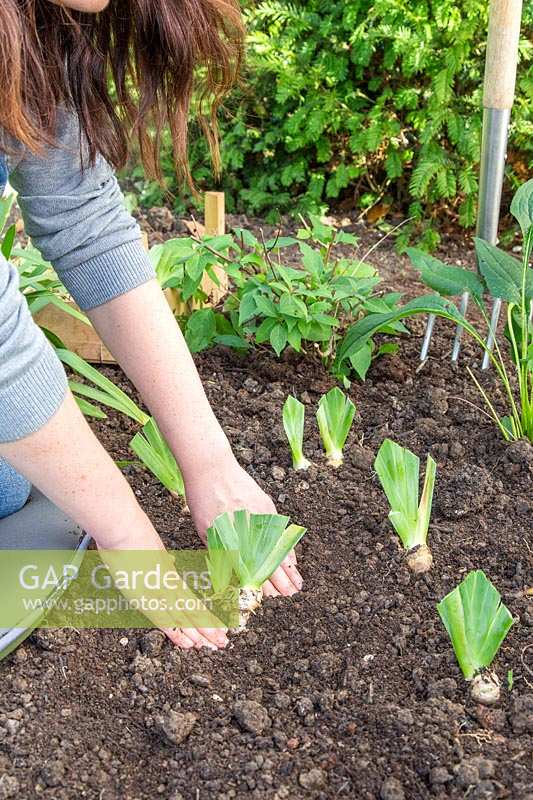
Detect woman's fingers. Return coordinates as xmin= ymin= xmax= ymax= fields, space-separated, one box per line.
xmin=262 ymin=549 xmax=303 ymax=597
xmin=162 ymin=625 xmax=228 ymax=650
xmin=267 ymin=565 xmax=299 ymax=597
xmin=163 ymin=627 xmax=197 ymax=649
xmin=282 ymin=550 xmax=302 ymax=588
xmin=180 ymin=627 xmax=220 ymax=650
xmin=262 ymin=579 xmax=280 ymax=598
xmin=197 ymin=627 xmax=229 ymax=648
xmin=285 ymin=548 xmax=298 ymax=567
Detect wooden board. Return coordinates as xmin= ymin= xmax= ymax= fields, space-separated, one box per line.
xmin=35 ymin=302 xmax=117 ymax=364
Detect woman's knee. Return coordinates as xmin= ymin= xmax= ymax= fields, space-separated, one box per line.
xmin=0 ymin=459 xmax=31 ymax=520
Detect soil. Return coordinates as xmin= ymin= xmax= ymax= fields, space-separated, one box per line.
xmin=1 ymin=211 xmax=532 ymax=800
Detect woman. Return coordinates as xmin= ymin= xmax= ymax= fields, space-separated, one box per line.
xmin=0 ymin=0 xmax=302 ymax=650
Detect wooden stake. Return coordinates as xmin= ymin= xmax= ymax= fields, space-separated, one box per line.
xmin=202 ymin=191 xmax=227 ymax=304
xmin=204 ymin=191 xmax=225 ymax=236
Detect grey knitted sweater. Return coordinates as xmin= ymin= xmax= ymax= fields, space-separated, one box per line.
xmin=0 ymin=111 xmax=156 ymax=443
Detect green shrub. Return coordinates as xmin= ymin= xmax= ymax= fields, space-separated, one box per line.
xmin=129 ymin=0 xmax=532 ymax=247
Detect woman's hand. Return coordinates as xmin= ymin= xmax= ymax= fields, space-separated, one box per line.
xmin=88 ymin=282 xmax=304 ymax=599
xmin=184 ymin=451 xmax=303 ymax=598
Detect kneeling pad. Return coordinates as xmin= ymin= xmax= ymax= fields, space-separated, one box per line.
xmin=0 ymin=489 xmax=91 ymax=662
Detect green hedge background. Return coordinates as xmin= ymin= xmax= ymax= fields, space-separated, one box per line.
xmin=131 ymin=0 xmax=533 ymax=248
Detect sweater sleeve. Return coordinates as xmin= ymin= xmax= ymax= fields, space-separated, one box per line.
xmin=0 ymin=253 xmax=68 ymax=443
xmin=8 ymin=109 xmax=156 ymax=311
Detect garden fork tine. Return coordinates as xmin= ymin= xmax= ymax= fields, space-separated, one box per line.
xmin=420 ymin=0 xmax=523 ymax=365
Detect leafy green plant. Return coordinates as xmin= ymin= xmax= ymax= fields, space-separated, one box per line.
xmin=336 ymin=180 xmax=533 ymax=443
xmin=130 ymin=418 xmax=185 ymax=501
xmin=374 ymin=439 xmax=436 ymax=573
xmin=437 ymin=570 xmax=514 ymax=704
xmin=206 ymin=510 xmax=306 ymax=629
xmin=282 ymin=395 xmax=311 ymax=471
xmin=180 ymin=216 xmax=405 ymax=380
xmin=316 ymin=387 xmax=356 ymax=467
xmin=149 ymin=234 xmax=226 ymax=309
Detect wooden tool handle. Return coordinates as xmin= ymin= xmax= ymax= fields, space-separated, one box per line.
xmin=483 ymin=0 xmax=523 ymax=109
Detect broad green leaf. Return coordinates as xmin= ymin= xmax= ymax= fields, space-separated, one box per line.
xmin=311 ymin=313 xmax=339 ymax=327
xmin=437 ymin=571 xmax=514 ymax=680
xmin=240 ymin=253 xmax=264 ymax=268
xmin=407 ymin=248 xmax=484 ymax=299
xmin=287 ymin=325 xmax=302 ymax=351
xmin=203 ymin=234 xmax=235 ymax=251
xmin=232 ymin=227 xmax=258 ymax=248
xmin=279 ymin=293 xmax=307 ymax=319
xmin=185 ymin=253 xmax=204 ymax=281
xmin=215 ymin=334 xmax=250 ymax=350
xmin=298 ymin=320 xmax=331 ymax=342
xmin=270 ymin=323 xmax=288 ymax=356
xmin=378 ymin=342 xmax=399 ymax=356
xmin=255 ymin=294 xmax=279 ymax=318
xmin=335 ymin=231 xmax=359 ymax=245
xmin=238 ymin=291 xmax=258 ymax=325
xmin=349 ymin=342 xmax=372 ymax=381
xmin=308 ymin=213 xmax=334 ymax=242
xmin=255 ymin=317 xmax=277 ymax=343
xmin=264 ymin=236 xmax=298 ymax=249
xmin=510 ymin=179 xmax=533 ymax=237
xmin=298 ymin=242 xmax=323 ymax=277
xmin=205 ymin=264 xmax=221 ymax=288
xmin=475 ymin=238 xmax=533 ymax=303
xmin=152 ymin=238 xmax=193 ymax=286
xmin=185 ymin=308 xmax=216 ymax=353
xmin=334 ymin=296 xmax=464 ymax=372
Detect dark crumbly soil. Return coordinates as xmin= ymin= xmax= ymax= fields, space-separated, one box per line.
xmin=1 ymin=214 xmax=532 ymax=800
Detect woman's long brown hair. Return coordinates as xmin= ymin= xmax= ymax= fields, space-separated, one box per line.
xmin=0 ymin=0 xmax=244 ymax=187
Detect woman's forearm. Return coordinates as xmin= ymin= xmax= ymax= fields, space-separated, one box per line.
xmin=0 ymin=391 xmax=162 ymax=550
xmin=88 ymin=279 xmax=235 ymax=480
